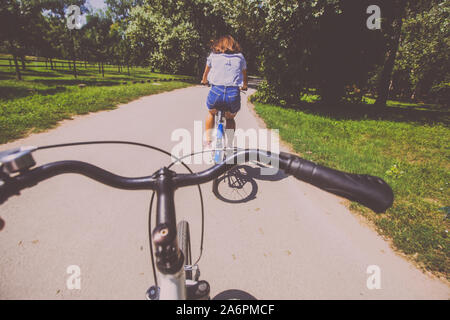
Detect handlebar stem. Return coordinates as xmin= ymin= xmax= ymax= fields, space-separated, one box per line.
xmin=152 ymin=167 xmax=185 ymax=276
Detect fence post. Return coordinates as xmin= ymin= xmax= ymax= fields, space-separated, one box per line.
xmin=12 ymin=54 xmax=22 ymax=80
xmin=20 ymin=56 xmax=26 ymax=70
xmin=73 ymin=59 xmax=77 ymax=78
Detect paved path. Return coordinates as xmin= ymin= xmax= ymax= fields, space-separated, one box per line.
xmin=0 ymin=85 xmax=448 ymax=299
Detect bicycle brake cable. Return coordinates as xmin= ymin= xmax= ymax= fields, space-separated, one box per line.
xmin=166 ymin=146 xmax=243 ymax=266
xmin=35 ymin=140 xmax=204 ymax=288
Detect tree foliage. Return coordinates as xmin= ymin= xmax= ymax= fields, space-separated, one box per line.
xmin=395 ymin=1 xmax=449 ymax=103
xmin=0 ymin=0 xmax=447 ymax=106
xmin=126 ymin=0 xmax=229 ymax=74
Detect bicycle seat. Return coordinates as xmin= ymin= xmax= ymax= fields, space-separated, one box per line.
xmin=214 ymin=105 xmax=229 ymax=111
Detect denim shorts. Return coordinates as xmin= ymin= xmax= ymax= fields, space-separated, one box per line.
xmin=206 ymin=85 xmax=241 ymax=114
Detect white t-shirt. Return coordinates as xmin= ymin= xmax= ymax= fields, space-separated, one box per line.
xmin=206 ymin=53 xmax=247 ymax=86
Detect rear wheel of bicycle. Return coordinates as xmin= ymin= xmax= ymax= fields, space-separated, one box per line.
xmin=177 ymin=220 xmax=192 ymax=280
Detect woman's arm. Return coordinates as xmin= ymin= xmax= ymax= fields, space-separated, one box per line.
xmin=201 ymin=65 xmax=211 ymax=85
xmin=241 ymin=69 xmax=248 ymax=90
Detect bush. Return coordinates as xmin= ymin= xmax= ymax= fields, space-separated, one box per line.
xmin=249 ymin=80 xmax=285 ymax=105
xmin=429 ymin=82 xmax=450 ymax=106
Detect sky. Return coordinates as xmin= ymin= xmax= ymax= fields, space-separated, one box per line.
xmin=41 ymin=0 xmax=107 ymax=28
xmin=87 ymin=0 xmax=107 ymax=11
xmin=79 ymin=0 xmax=106 ymax=26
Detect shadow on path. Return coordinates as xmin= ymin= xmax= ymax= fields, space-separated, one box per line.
xmin=212 ymin=164 xmax=287 ymax=204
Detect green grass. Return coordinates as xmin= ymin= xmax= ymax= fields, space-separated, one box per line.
xmin=0 ymin=60 xmax=195 ymax=143
xmin=252 ymin=97 xmax=450 ymax=278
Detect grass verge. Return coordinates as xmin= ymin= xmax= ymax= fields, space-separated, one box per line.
xmin=0 ymin=66 xmax=194 ymax=143
xmin=252 ymin=98 xmax=449 ymax=278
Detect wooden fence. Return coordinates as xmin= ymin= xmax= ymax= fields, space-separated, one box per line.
xmin=0 ymin=56 xmax=198 ymax=83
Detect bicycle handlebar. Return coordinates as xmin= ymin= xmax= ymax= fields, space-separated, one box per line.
xmin=278 ymin=152 xmax=393 ymax=213
xmin=0 ymin=148 xmax=393 ymax=213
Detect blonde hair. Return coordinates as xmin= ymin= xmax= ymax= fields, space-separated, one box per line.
xmin=210 ymin=35 xmax=242 ymax=54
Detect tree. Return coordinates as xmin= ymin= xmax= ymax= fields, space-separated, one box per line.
xmin=228 ymin=0 xmax=346 ymax=103
xmin=105 ymin=0 xmax=144 ymax=73
xmin=374 ymin=0 xmax=407 ymax=106
xmin=82 ymin=13 xmax=117 ymax=77
xmin=38 ymin=16 xmax=63 ymax=69
xmin=247 ymin=0 xmax=324 ymax=103
xmin=373 ymin=0 xmax=447 ymax=106
xmin=0 ymin=0 xmax=87 ymax=79
xmin=394 ymin=1 xmax=449 ymax=101
xmin=105 ymin=0 xmax=144 ymax=20
xmin=0 ymin=1 xmax=45 ymax=79
xmin=126 ymin=1 xmax=225 ymax=74
xmin=125 ymin=6 xmax=159 ymax=67
xmin=313 ymin=0 xmax=386 ymax=104
xmin=208 ymin=0 xmax=266 ymax=74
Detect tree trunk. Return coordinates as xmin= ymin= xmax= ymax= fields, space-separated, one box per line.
xmin=71 ymin=32 xmax=77 ymax=78
xmin=73 ymin=59 xmax=77 ymax=78
xmin=98 ymin=62 xmax=101 ymax=74
xmin=101 ymin=62 xmax=105 ymax=77
xmin=375 ymin=2 xmax=406 ymax=107
xmin=50 ymin=58 xmax=54 ymax=70
xmin=20 ymin=56 xmax=26 ymax=70
xmin=127 ymin=63 xmax=130 ymax=76
xmin=410 ymin=79 xmax=420 ymax=100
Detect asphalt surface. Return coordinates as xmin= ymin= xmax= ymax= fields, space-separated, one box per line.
xmin=0 ymin=85 xmax=448 ymax=299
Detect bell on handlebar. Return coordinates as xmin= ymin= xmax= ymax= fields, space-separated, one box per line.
xmin=0 ymin=146 xmax=37 ymax=174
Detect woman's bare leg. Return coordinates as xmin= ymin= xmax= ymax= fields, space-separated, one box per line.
xmin=225 ymin=112 xmax=236 ymax=148
xmin=205 ymin=109 xmax=217 ymax=143
xmin=225 ymin=112 xmax=236 ymax=130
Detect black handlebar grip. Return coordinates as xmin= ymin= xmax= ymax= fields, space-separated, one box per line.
xmin=279 ymin=152 xmax=394 ymax=213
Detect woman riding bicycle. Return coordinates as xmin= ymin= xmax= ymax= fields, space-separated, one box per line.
xmin=201 ymin=35 xmax=248 ymax=149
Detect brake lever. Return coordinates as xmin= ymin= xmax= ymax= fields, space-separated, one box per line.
xmin=0 ymin=146 xmax=37 ymax=174
xmin=0 ymin=146 xmax=37 ymax=205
